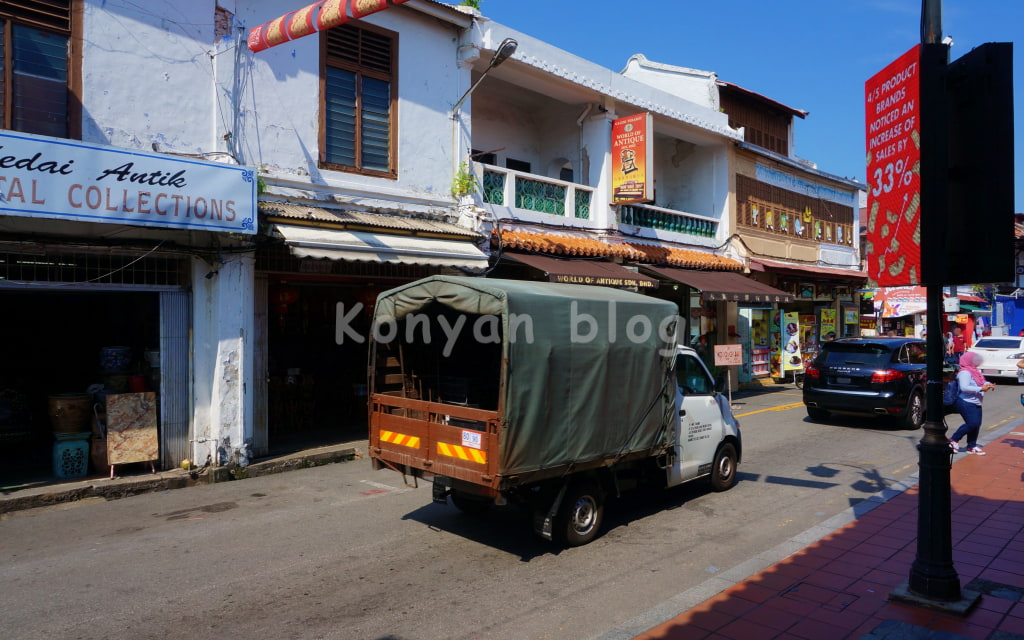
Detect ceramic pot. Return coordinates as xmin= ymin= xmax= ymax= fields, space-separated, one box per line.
xmin=48 ymin=393 xmax=93 ymax=434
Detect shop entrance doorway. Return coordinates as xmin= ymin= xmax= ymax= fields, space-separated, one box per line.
xmin=263 ymin=280 xmax=372 ymax=454
xmin=0 ymin=291 xmax=160 ymax=488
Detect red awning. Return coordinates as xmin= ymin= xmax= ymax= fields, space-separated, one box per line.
xmin=750 ymin=257 xmax=867 ymax=280
xmin=642 ymin=266 xmax=793 ymax=303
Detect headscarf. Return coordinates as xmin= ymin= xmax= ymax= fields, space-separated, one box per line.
xmin=959 ymin=351 xmax=987 ymax=386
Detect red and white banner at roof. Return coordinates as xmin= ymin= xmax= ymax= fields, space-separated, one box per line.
xmin=247 ymin=0 xmax=410 ymax=52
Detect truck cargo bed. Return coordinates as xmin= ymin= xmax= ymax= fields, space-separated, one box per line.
xmin=369 ymin=393 xmax=502 ymax=488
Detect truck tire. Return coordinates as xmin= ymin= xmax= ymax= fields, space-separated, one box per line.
xmin=450 ymin=490 xmax=492 ymax=515
xmin=554 ymin=483 xmax=604 ymax=547
xmin=709 ymin=443 xmax=738 ymax=492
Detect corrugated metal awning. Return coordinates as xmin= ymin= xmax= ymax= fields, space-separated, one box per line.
xmin=273 ymin=224 xmax=488 ymax=271
xmin=504 ymin=252 xmax=659 ymax=289
xmin=643 ymin=265 xmax=793 ymax=303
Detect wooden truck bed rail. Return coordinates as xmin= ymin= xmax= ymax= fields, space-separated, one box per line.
xmin=369 ymin=393 xmax=501 ymax=488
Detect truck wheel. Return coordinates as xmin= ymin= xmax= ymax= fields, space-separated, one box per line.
xmin=555 ymin=484 xmax=604 ymax=547
xmin=450 ymin=491 xmax=492 ymax=515
xmin=710 ymin=443 xmax=738 ymax=492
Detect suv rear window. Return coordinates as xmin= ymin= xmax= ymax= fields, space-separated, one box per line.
xmin=821 ymin=343 xmax=894 ymax=367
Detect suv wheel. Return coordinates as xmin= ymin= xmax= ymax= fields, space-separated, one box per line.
xmin=903 ymin=391 xmax=924 ymax=429
xmin=806 ymin=406 xmax=829 ymax=420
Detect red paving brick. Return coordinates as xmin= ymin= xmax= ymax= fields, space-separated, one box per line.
xmin=630 ymin=433 xmax=1024 ymax=640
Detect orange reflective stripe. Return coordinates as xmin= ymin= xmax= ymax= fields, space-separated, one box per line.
xmin=379 ymin=430 xmax=420 ymax=449
xmin=436 ymin=442 xmax=486 ymax=464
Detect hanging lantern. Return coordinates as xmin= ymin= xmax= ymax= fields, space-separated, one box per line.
xmin=355 ymin=286 xmax=378 ymax=317
xmin=272 ymin=287 xmax=300 ymax=307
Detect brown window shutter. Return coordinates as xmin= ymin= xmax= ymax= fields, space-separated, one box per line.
xmin=1 ymin=0 xmax=72 ymax=33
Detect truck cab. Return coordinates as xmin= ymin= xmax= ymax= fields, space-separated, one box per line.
xmin=670 ymin=346 xmax=741 ymax=490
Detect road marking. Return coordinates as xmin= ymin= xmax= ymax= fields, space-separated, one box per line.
xmin=984 ymin=415 xmax=1018 ymax=432
xmin=735 ymin=402 xmax=804 ymax=418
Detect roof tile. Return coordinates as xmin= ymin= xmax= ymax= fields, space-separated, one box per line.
xmin=493 ymin=229 xmax=742 ymax=271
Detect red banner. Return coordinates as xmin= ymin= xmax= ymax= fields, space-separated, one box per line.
xmin=610 ymin=113 xmax=653 ymax=205
xmin=864 ymin=45 xmax=922 ymax=286
xmin=248 ymin=0 xmax=410 ymax=53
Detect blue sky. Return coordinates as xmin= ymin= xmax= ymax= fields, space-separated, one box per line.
xmin=477 ymin=0 xmax=1023 ymax=211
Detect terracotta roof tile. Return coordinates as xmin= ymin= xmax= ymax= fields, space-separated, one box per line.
xmin=493 ymin=229 xmax=742 ymax=271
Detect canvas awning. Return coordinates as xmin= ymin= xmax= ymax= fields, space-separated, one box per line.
xmin=642 ymin=265 xmax=793 ymax=303
xmin=273 ymin=224 xmax=488 ymax=271
xmin=504 ymin=252 xmax=659 ymax=288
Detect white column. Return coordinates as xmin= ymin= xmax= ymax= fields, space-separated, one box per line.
xmin=190 ymin=252 xmax=255 ymax=467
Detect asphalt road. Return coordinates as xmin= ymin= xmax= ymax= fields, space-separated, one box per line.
xmin=2 ymin=382 xmax=1022 ymax=640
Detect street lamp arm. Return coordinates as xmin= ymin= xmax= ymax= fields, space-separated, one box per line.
xmin=451 ymin=38 xmax=518 ymax=116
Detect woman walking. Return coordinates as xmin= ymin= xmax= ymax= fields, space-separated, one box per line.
xmin=949 ymin=352 xmax=996 ymax=455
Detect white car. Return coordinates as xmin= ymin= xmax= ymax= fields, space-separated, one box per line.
xmin=967 ymin=337 xmax=1024 ymax=380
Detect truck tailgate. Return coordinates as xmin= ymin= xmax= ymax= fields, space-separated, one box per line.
xmin=369 ymin=393 xmax=501 ymax=488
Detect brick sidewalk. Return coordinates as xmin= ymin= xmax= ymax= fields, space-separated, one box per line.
xmin=632 ymin=429 xmax=1024 ymax=640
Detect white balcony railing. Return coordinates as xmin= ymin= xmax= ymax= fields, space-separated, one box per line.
xmin=480 ymin=165 xmax=594 ymax=220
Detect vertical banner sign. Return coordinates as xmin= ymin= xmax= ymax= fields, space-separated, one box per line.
xmin=610 ymin=112 xmax=653 ymax=204
xmin=864 ymin=45 xmax=922 ymax=287
xmin=782 ymin=312 xmax=802 ymax=372
xmin=820 ymin=309 xmax=837 ymax=338
xmin=248 ymin=0 xmax=411 ymax=52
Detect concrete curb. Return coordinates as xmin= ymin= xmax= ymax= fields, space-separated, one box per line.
xmin=0 ymin=444 xmax=361 ymax=516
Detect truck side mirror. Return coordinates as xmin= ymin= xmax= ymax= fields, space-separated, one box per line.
xmin=716 ymin=375 xmax=728 ymax=393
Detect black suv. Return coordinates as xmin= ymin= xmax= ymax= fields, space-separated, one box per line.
xmin=802 ymin=337 xmax=948 ymax=429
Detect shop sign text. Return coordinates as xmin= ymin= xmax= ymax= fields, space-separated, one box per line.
xmin=0 ymin=131 xmax=257 ymax=234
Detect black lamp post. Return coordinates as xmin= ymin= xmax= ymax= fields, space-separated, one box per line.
xmin=889 ymin=0 xmax=980 ymax=612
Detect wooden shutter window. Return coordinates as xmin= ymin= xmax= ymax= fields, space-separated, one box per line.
xmin=0 ymin=0 xmax=72 ymax=33
xmin=322 ymin=21 xmax=395 ymax=176
xmin=326 ymin=22 xmax=391 ymax=73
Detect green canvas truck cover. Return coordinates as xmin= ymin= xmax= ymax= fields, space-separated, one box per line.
xmin=372 ymin=275 xmax=679 ymax=477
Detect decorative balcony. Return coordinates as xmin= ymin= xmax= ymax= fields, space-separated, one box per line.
xmin=618 ymin=203 xmax=718 ymax=238
xmin=480 ymin=165 xmax=593 ymax=221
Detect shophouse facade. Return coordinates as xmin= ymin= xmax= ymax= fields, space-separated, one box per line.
xmin=719 ymin=84 xmax=866 ymax=383
xmin=618 ymin=56 xmax=865 ymax=384
xmin=456 ymin=22 xmax=789 ymax=382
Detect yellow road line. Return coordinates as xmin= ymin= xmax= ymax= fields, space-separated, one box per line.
xmin=735 ymin=402 xmax=805 ymax=418
xmin=984 ymin=415 xmax=1018 ymax=432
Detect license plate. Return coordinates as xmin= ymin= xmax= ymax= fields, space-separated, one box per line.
xmin=836 ymin=376 xmax=851 ymax=384
xmin=982 ymin=369 xmax=997 ymax=374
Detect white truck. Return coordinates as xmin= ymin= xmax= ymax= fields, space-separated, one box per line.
xmin=368 ymin=276 xmax=742 ymax=546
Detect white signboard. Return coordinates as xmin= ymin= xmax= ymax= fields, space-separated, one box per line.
xmin=0 ymin=131 xmax=257 ymax=234
xmin=714 ymin=344 xmax=743 ymax=367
